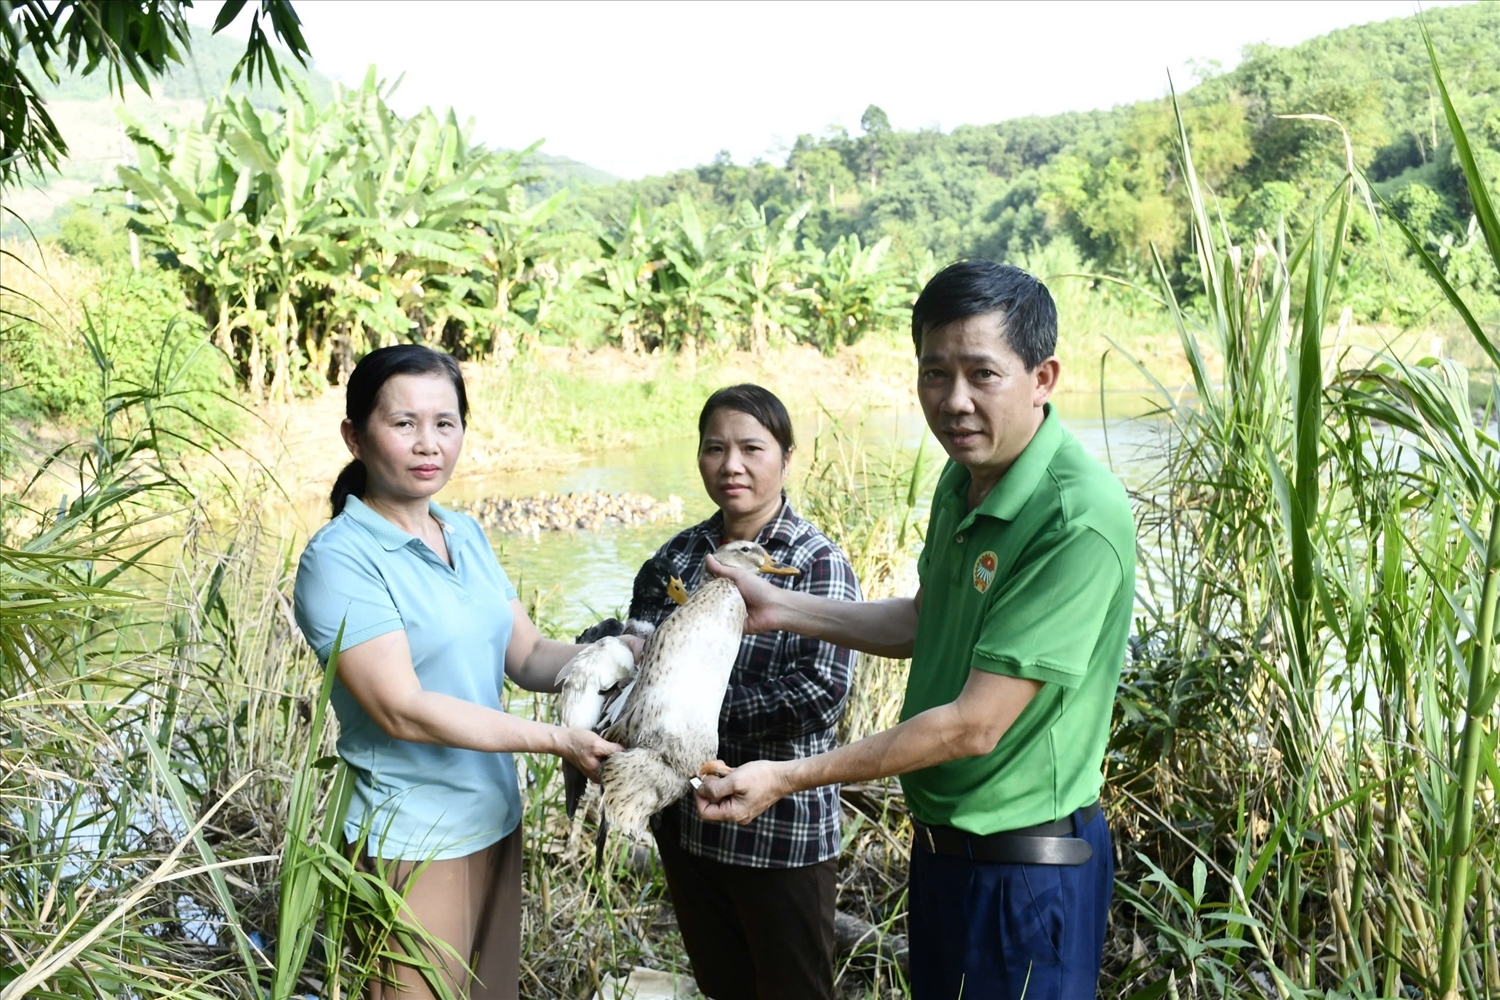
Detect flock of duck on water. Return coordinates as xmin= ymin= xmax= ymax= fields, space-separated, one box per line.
xmin=456 ymin=490 xmax=685 ymax=538
xmin=556 ymin=545 xmax=797 ymax=861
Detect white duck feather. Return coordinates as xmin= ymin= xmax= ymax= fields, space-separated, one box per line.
xmin=597 ymin=540 xmax=798 ymax=841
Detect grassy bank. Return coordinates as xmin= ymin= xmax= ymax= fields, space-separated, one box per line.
xmin=141 ymin=333 xmax=927 ymax=526
xmin=0 ymin=381 xmax=929 ymax=998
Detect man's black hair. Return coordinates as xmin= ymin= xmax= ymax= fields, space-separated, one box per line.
xmin=910 ymin=259 xmax=1058 ymax=370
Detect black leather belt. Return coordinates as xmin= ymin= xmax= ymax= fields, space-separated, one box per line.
xmin=912 ymin=801 xmax=1100 ymax=866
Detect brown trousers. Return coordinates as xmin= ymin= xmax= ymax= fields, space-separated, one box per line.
xmin=655 ymin=830 xmax=837 ymax=1000
xmin=365 ymin=830 xmax=522 ymax=1000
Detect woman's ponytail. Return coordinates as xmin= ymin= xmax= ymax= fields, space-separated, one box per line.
xmin=330 ymin=459 xmax=367 ymax=517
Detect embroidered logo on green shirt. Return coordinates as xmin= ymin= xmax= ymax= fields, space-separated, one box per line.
xmin=973 ymin=551 xmax=998 ymax=593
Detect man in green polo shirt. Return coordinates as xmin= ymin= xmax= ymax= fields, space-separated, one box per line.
xmin=695 ymin=259 xmax=1135 ymax=999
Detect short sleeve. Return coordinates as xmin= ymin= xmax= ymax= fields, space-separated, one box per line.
xmin=971 ymin=526 xmax=1123 ymax=689
xmin=293 ymin=539 xmax=405 ymax=661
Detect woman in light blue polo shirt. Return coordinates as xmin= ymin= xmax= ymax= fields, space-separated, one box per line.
xmin=293 ymin=345 xmax=623 ymax=1000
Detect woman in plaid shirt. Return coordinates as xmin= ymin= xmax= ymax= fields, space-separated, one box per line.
xmin=642 ymin=383 xmax=861 ymax=1000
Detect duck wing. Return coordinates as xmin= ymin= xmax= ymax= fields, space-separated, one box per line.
xmin=557 ymin=636 xmax=636 ymax=818
xmin=595 ymin=581 xmax=747 ymax=845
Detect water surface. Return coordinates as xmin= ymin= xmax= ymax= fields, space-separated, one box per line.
xmin=441 ymin=392 xmax=1163 ymax=636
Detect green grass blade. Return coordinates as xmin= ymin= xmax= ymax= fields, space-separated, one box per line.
xmin=1377 ymin=191 xmax=1500 ymax=371
xmin=141 ymin=728 xmax=267 ymax=996
xmin=271 ymin=621 xmax=345 ymax=999
xmin=1294 ymin=217 xmax=1325 ymax=548
xmin=1421 ymin=19 xmax=1500 ymax=273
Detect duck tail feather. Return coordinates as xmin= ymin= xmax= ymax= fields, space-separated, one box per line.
xmin=563 ymin=761 xmax=585 ymax=819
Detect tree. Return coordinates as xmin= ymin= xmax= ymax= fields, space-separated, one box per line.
xmin=788 ymin=136 xmax=855 ymax=209
xmin=858 ymin=104 xmax=893 ymax=192
xmin=0 ymin=0 xmax=309 ymax=188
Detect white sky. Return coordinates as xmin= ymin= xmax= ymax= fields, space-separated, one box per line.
xmin=193 ymin=0 xmax=1473 ymax=179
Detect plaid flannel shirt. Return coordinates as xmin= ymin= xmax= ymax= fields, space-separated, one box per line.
xmin=646 ymin=498 xmax=861 ymax=868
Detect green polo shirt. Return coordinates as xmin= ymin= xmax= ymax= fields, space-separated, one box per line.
xmin=901 ymin=405 xmax=1135 ymax=835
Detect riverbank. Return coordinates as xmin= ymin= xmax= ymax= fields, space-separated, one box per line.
xmin=196 ymin=334 xmax=926 ymax=521
xmin=5 ymin=228 xmax=1476 ymax=517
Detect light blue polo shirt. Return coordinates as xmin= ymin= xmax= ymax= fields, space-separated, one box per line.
xmin=293 ymin=495 xmax=522 ymax=860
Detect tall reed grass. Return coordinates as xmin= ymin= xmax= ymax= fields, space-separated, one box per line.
xmin=0 ymin=349 xmax=930 ymax=998
xmin=1105 ymin=34 xmax=1499 ymax=999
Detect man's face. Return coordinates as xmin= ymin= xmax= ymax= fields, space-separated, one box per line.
xmin=916 ymin=311 xmax=1057 ymax=494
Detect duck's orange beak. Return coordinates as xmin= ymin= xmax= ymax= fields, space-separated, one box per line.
xmin=667 ymin=576 xmax=689 ymax=605
xmin=758 ymin=556 xmax=799 ymax=576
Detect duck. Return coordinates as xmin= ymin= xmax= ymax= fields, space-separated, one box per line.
xmin=557 ymin=556 xmax=688 ymax=818
xmin=596 ymin=539 xmax=798 ymax=846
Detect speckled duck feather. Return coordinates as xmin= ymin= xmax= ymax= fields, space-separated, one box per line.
xmin=599 ymin=576 xmax=748 ymax=837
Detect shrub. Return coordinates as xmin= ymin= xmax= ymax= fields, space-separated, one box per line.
xmin=2 ymin=246 xmax=236 ymax=432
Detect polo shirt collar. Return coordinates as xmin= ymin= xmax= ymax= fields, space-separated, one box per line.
xmin=342 ymin=495 xmax=454 ymax=551
xmin=939 ymin=404 xmax=1064 ymax=524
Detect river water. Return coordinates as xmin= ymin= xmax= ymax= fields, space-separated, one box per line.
xmin=437 ymin=391 xmax=1164 ymax=637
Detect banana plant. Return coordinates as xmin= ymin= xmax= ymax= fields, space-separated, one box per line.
xmin=327 ymin=77 xmax=497 ymax=347
xmin=651 ymin=194 xmax=744 ymax=350
xmin=115 ymin=104 xmax=260 ymax=361
xmin=470 ymin=178 xmax=567 ymax=356
xmin=221 ymin=83 xmax=343 ymax=398
xmin=804 ymin=233 xmax=909 ymax=355
xmin=587 ymin=201 xmax=667 ymax=353
xmin=733 ymin=201 xmax=814 ymax=351
xmin=116 ymin=68 xmax=550 ymax=389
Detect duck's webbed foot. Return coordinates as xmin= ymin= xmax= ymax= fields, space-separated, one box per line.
xmin=688 ymin=759 xmax=731 ymax=791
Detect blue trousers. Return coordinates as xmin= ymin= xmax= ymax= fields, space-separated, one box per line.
xmin=907 ymin=807 xmax=1113 ymax=1000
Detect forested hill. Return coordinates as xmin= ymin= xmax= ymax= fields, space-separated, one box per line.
xmin=567 ymin=2 xmax=1500 ymax=304
xmin=20 ymin=23 xmax=335 ymax=105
